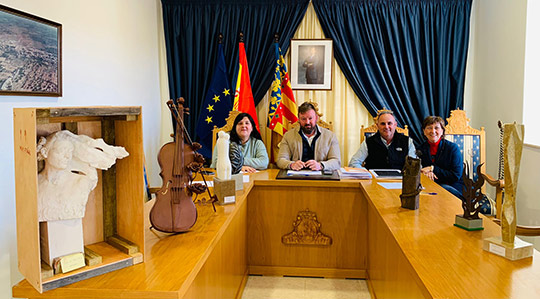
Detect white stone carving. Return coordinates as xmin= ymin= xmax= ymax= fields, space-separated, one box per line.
xmin=216 ymin=131 xmax=231 ymax=180
xmin=37 ymin=130 xmax=129 ymax=222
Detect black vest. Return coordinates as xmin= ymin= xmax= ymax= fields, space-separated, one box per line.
xmin=364 ymin=132 xmax=409 ymax=169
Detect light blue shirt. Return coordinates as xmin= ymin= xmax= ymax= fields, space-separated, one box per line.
xmin=210 ymin=136 xmax=269 ymax=170
xmin=348 ymin=136 xmax=417 ymax=168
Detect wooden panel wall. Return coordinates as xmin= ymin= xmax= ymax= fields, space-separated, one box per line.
xmin=367 ymin=202 xmax=430 ymax=299
xmin=247 ymin=184 xmax=367 ymax=278
xmin=182 ymin=196 xmax=248 ymax=299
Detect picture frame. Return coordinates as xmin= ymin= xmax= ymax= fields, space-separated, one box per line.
xmin=290 ymin=39 xmax=332 ymax=90
xmin=0 ymin=4 xmax=62 ymax=97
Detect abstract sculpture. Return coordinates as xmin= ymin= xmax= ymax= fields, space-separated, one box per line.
xmin=229 ymin=141 xmax=244 ymax=175
xmin=455 ymin=163 xmax=484 ymax=230
xmin=400 ymin=156 xmax=422 ymax=210
xmin=483 ymin=123 xmax=532 ymax=260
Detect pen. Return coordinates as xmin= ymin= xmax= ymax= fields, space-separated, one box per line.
xmin=421 ymin=192 xmax=437 ymax=195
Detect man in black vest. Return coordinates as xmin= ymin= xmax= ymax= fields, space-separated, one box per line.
xmin=348 ymin=110 xmax=416 ymax=169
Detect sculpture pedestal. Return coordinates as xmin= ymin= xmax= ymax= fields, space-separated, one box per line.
xmin=483 ymin=236 xmax=533 ymax=261
xmin=40 ymin=219 xmax=84 ymax=267
xmin=213 ymin=177 xmax=236 ymax=205
xmin=454 ymin=215 xmax=484 ymax=231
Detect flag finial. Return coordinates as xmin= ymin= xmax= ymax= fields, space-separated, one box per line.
xmin=274 ymin=33 xmax=279 ymax=43
xmin=239 ymin=32 xmax=244 ymax=43
xmin=218 ymin=33 xmax=223 ymax=44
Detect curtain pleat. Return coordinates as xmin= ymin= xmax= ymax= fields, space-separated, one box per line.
xmin=161 ymin=0 xmax=309 ymax=136
xmin=257 ymin=3 xmax=372 ymax=165
xmin=312 ymin=0 xmax=472 ymax=143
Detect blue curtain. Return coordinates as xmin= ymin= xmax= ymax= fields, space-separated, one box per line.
xmin=161 ymin=0 xmax=309 ymax=137
xmin=313 ymin=0 xmax=472 ymax=143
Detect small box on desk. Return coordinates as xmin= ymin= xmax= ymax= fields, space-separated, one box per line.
xmin=13 ymin=106 xmax=145 ymax=293
xmin=213 ymin=177 xmax=236 ymax=205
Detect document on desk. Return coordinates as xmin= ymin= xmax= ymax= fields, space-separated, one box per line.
xmin=378 ymin=182 xmax=402 ymax=189
xmin=276 ymin=169 xmax=340 ymax=180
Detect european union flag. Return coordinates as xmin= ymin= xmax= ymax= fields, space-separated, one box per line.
xmin=196 ymin=44 xmax=232 ymax=158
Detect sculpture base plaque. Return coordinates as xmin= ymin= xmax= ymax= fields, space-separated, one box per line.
xmin=213 ymin=177 xmax=236 ymax=205
xmin=454 ymin=215 xmax=484 ymax=231
xmin=483 ymin=236 xmax=533 ymax=261
xmin=52 ymin=252 xmax=86 ymax=274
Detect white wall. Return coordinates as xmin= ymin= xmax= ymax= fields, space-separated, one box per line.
xmin=466 ymin=0 xmax=540 ymax=247
xmin=0 ymin=0 xmax=165 ymax=297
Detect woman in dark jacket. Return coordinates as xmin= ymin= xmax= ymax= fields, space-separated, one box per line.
xmin=419 ymin=116 xmax=464 ymax=199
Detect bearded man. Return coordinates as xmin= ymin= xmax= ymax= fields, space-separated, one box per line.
xmin=277 ymin=102 xmax=341 ymax=171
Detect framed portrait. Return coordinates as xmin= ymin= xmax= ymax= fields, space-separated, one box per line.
xmin=0 ymin=4 xmax=62 ymax=97
xmin=290 ymin=39 xmax=332 ymax=90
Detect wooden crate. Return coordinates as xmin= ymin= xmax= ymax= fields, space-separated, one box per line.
xmin=13 ymin=106 xmax=145 ymax=293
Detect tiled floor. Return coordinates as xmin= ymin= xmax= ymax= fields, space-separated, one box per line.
xmin=241 ymin=275 xmax=371 ymax=299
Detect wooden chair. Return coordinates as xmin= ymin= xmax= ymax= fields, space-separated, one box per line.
xmin=360 ymin=119 xmax=408 ymax=143
xmin=444 ymin=109 xmax=486 ymax=192
xmin=291 ymin=101 xmax=333 ymax=131
xmin=211 ymin=110 xmax=241 ymax=152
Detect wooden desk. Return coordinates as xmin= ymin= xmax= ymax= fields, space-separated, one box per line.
xmin=12 ymin=170 xmax=540 ymax=299
xmin=362 ymin=178 xmax=540 ymax=298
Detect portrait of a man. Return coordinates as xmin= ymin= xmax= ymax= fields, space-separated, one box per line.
xmin=290 ymin=39 xmax=333 ymax=90
xmin=298 ymin=45 xmax=325 ymax=84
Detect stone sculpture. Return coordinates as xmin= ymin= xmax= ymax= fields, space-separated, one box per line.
xmin=37 ymin=130 xmax=129 ymax=221
xmin=216 ymin=131 xmax=232 ymax=180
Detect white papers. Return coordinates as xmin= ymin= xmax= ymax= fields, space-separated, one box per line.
xmin=377 ymin=182 xmax=402 ymax=189
xmin=339 ymin=167 xmax=372 ymax=179
xmin=193 ymin=174 xmax=248 ymax=186
xmin=192 ymin=180 xmax=213 ymax=187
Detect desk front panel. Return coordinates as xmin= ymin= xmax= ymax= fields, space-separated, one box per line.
xmin=247 ymin=181 xmax=367 ymax=278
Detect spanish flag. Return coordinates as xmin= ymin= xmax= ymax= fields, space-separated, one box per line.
xmin=233 ymin=41 xmax=259 ymax=132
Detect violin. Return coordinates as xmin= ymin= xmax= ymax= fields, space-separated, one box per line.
xmin=150 ymin=98 xmax=213 ymax=233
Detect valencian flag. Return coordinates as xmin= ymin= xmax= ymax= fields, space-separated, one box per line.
xmin=196 ymin=43 xmax=232 ymax=158
xmin=268 ymin=42 xmax=298 ymax=162
xmin=233 ymin=38 xmax=260 ymax=132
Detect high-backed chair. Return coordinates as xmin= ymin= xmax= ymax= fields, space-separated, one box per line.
xmin=291 ymin=100 xmax=333 ymax=131
xmin=211 ymin=110 xmax=241 ymax=152
xmin=292 ymin=118 xmax=333 ymax=132
xmin=360 ymin=120 xmax=408 ymax=143
xmin=444 ymin=109 xmax=486 ymax=188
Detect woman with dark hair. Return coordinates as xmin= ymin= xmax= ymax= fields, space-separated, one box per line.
xmin=419 ymin=116 xmax=464 ymax=199
xmin=210 ymin=113 xmax=269 ymax=172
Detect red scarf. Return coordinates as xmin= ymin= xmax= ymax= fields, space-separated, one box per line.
xmin=428 ymin=138 xmax=442 ymax=161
